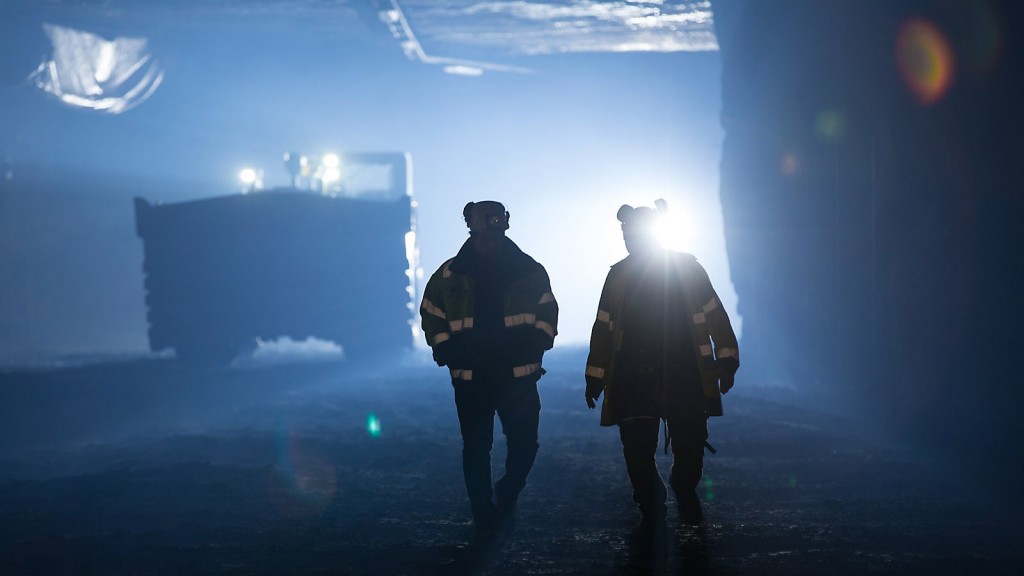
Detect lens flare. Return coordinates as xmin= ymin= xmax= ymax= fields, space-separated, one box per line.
xmin=815 ymin=110 xmax=845 ymax=142
xmin=703 ymin=475 xmax=715 ymax=502
xmin=780 ymin=152 xmax=799 ymax=176
xmin=367 ymin=413 xmax=382 ymax=438
xmin=896 ymin=19 xmax=955 ymax=105
xmin=271 ymin=427 xmax=337 ymax=517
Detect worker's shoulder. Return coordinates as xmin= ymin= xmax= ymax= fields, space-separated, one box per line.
xmin=671 ymin=251 xmax=700 ymax=265
xmin=608 ymin=256 xmax=630 ymax=272
xmin=609 ymin=251 xmax=698 ymax=269
xmin=426 ymin=257 xmax=458 ymax=281
xmin=507 ymin=241 xmax=548 ymax=275
xmin=671 ymin=251 xmax=709 ymax=277
xmin=520 ymin=257 xmax=553 ymax=285
xmin=523 ymin=252 xmax=548 ymax=272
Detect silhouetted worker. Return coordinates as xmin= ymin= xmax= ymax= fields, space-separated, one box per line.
xmin=420 ymin=201 xmax=558 ymax=535
xmin=585 ymin=200 xmax=739 ymax=533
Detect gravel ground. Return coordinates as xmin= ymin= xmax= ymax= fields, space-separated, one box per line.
xmin=1 ymin=349 xmax=1020 ymax=575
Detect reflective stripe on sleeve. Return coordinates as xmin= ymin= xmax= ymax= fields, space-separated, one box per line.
xmin=535 ymin=320 xmax=556 ymax=339
xmin=512 ymin=363 xmax=540 ymax=378
xmin=449 ymin=368 xmax=474 ymax=381
xmin=432 ymin=332 xmax=451 ymax=346
xmin=699 ymin=344 xmax=713 ymax=357
xmin=717 ymin=347 xmax=739 ymax=359
xmin=692 ymin=312 xmax=706 ymax=324
xmin=449 ymin=317 xmax=474 ymax=332
xmin=504 ymin=313 xmax=537 ymax=328
xmin=442 ymin=262 xmax=452 ymax=279
xmin=585 ymin=365 xmax=606 ymax=379
xmin=538 ymin=292 xmax=556 ymax=305
xmin=596 ymin=310 xmax=611 ymax=323
xmin=421 ymin=298 xmax=446 ymax=319
xmin=702 ymin=297 xmax=719 ymax=314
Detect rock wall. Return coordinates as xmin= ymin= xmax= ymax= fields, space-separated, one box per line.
xmin=713 ymin=0 xmax=1024 ymax=481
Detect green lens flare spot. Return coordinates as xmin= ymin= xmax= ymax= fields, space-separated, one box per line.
xmin=815 ymin=110 xmax=846 ymax=141
xmin=703 ymin=476 xmax=715 ymax=501
xmin=367 ymin=413 xmax=382 ymax=438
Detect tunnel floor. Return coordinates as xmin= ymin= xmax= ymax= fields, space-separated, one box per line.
xmin=0 ymin=349 xmax=1019 ymax=575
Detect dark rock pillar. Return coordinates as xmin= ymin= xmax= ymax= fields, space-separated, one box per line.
xmin=713 ymin=0 xmax=1024 ymax=484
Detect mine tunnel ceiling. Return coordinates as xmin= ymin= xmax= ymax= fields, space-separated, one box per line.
xmin=21 ymin=0 xmax=718 ymax=68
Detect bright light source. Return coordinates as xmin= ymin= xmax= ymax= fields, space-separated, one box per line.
xmin=239 ymin=168 xmax=257 ymax=184
xmin=316 ymin=155 xmax=342 ymax=193
xmin=654 ymin=217 xmax=685 ymax=250
xmin=631 ymin=201 xmax=698 ymax=252
xmin=238 ymin=167 xmax=263 ymax=194
xmin=322 ymin=167 xmax=341 ymax=184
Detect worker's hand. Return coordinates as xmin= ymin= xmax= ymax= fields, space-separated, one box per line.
xmin=719 ymin=372 xmax=735 ymax=394
xmin=716 ymin=357 xmax=739 ymax=394
xmin=432 ymin=341 xmax=452 ymax=367
xmin=585 ymin=375 xmax=603 ymax=410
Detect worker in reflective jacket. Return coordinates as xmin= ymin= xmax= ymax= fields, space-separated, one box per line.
xmin=421 ymin=200 xmax=558 ymax=535
xmin=585 ymin=200 xmax=739 ymax=532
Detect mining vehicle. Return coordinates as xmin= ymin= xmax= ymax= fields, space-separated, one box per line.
xmin=134 ymin=152 xmax=418 ymax=365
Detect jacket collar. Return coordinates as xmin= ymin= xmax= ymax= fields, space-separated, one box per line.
xmin=450 ymin=236 xmax=535 ymax=278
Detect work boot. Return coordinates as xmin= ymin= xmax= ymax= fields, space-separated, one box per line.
xmin=495 ymin=496 xmax=518 ymax=533
xmin=632 ymin=503 xmax=667 ymax=539
xmin=471 ymin=500 xmax=499 ymax=537
xmin=497 ymin=508 xmax=517 ymax=534
xmin=494 ymin=473 xmax=525 ymax=534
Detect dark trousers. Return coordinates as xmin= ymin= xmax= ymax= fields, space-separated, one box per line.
xmin=619 ymin=414 xmax=707 ymax=515
xmin=454 ymin=372 xmax=541 ymax=523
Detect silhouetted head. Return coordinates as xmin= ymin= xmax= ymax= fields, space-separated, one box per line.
xmin=618 ymin=199 xmax=667 ymax=256
xmin=464 ymin=200 xmax=509 ymax=258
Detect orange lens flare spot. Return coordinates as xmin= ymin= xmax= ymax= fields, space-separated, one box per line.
xmin=780 ymin=152 xmax=799 ymax=176
xmin=896 ymin=19 xmax=955 ymax=105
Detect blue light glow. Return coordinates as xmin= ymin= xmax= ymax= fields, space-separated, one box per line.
xmin=0 ymin=2 xmax=738 ymax=360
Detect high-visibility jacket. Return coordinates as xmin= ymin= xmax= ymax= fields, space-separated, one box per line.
xmin=421 ymin=237 xmax=558 ymax=382
xmin=585 ymin=250 xmax=738 ymax=426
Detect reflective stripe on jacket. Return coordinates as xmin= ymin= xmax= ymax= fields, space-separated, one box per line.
xmin=585 ymin=251 xmax=738 ymax=426
xmin=421 ymin=238 xmax=558 ymax=381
